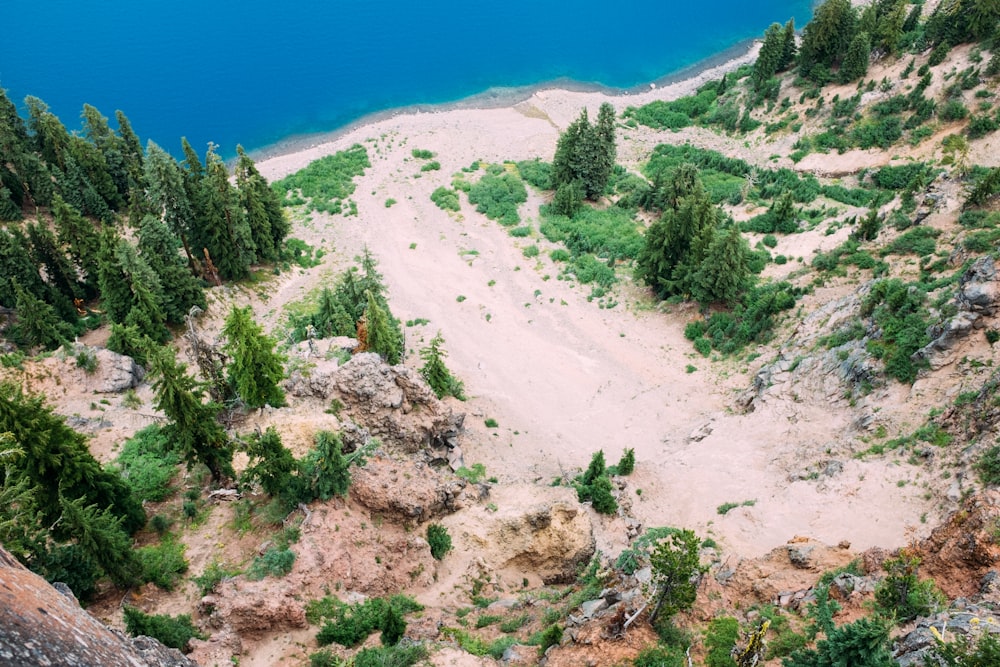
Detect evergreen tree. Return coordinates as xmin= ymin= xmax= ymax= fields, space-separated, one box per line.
xmin=771 ymin=190 xmax=798 ymax=234
xmin=137 ymin=213 xmax=205 ymax=324
xmin=551 ymin=105 xmax=617 ymax=201
xmin=57 ymin=152 xmax=110 ymax=220
xmin=364 ymin=290 xmax=403 ymax=365
xmin=149 ymin=347 xmax=234 ymax=483
xmin=144 ymin=141 xmax=197 ymax=268
xmin=691 ymin=225 xmax=753 ymax=307
xmin=97 ymin=233 xmax=170 ymax=343
xmin=648 ymin=529 xmax=705 ymax=623
xmin=0 ymin=382 xmax=146 ymax=535
xmin=222 ymin=305 xmax=286 ymax=409
xmin=57 ymin=495 xmax=141 ymax=588
xmin=753 ymin=23 xmax=786 ymax=89
xmin=0 ymin=228 xmax=75 ymax=322
xmin=106 ymin=322 xmax=153 ymax=367
xmin=783 ymin=617 xmax=894 ymax=667
xmin=381 ymin=605 xmax=406 ymax=646
xmin=241 ymin=427 xmax=296 ymax=498
xmin=307 ymin=430 xmax=351 ymax=499
xmin=9 ymin=280 xmax=73 ymax=351
xmin=25 ymin=221 xmax=83 ymax=302
xmin=551 ymin=180 xmax=585 ymax=217
xmin=798 ymin=0 xmax=859 ymax=80
xmin=25 ymin=96 xmax=70 ymax=169
xmin=235 ymin=145 xmax=289 ymax=262
xmin=779 ymin=18 xmax=798 ymax=71
xmin=636 ymin=174 xmax=721 ymax=299
xmin=66 ymin=134 xmax=122 ymax=213
xmin=419 ymin=331 xmax=465 ymax=400
xmin=839 ymin=32 xmax=872 ymax=83
xmin=81 ymin=104 xmax=130 ymax=203
xmin=52 ymin=194 xmax=102 ymax=296
xmin=202 ymin=147 xmax=255 ymax=280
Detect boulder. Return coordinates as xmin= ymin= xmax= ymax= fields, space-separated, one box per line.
xmin=466 ymin=489 xmax=596 ymax=585
xmin=0 ymin=546 xmax=195 ymax=666
xmin=959 ymin=256 xmax=1000 ymax=315
xmin=204 ymin=579 xmax=307 ymax=638
xmin=286 ymin=352 xmax=464 ymax=454
xmin=349 ymin=456 xmax=471 ymax=521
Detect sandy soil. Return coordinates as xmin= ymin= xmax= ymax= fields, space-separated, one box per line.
xmin=249 ymin=48 xmax=947 ymax=562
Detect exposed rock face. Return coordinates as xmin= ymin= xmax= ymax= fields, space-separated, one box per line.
xmin=917 ymin=257 xmax=999 ymax=364
xmin=893 ymin=601 xmax=1000 ymax=667
xmin=465 ymin=490 xmax=596 ymax=585
xmin=349 ymin=456 xmax=479 ymax=522
xmin=202 ymin=579 xmax=307 ymax=639
xmin=285 ymin=352 xmax=464 ymax=454
xmin=914 ymin=490 xmax=1000 ymax=599
xmin=0 ymin=546 xmax=196 ymax=666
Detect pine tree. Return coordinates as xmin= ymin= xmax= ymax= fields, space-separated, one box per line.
xmin=0 ymin=382 xmax=146 ymax=535
xmin=25 ymin=221 xmax=83 ymax=302
xmin=81 ymin=104 xmax=130 ymax=203
xmin=57 ymin=495 xmax=141 ymax=587
xmin=771 ymin=191 xmax=798 ymax=234
xmin=798 ymin=0 xmax=859 ymax=79
xmin=241 ymin=427 xmax=296 ymax=498
xmin=235 ymin=145 xmax=289 ymax=262
xmin=551 ymin=106 xmax=617 ymax=201
xmin=307 ymin=431 xmax=351 ymax=499
xmin=381 ymin=605 xmax=406 ymax=646
xmin=97 ymin=234 xmax=170 ymax=343
xmin=52 ymin=194 xmax=102 ymax=296
xmin=364 ymin=290 xmax=403 ymax=365
xmin=839 ymin=32 xmax=872 ymax=83
xmin=420 ymin=331 xmax=465 ymax=400
xmin=778 ymin=18 xmax=798 ymax=71
xmin=25 ymin=96 xmax=70 ymax=169
xmin=222 ymin=305 xmax=286 ymax=409
xmin=648 ymin=529 xmax=704 ymax=623
xmin=145 ymin=141 xmax=198 ymax=268
xmin=202 ymin=147 xmax=255 ymax=280
xmin=149 ymin=347 xmax=234 ymax=483
xmin=137 ymin=213 xmax=205 ymax=324
xmin=691 ymin=225 xmax=753 ymax=307
xmin=10 ymin=280 xmax=73 ymax=350
xmin=753 ymin=23 xmax=786 ymax=90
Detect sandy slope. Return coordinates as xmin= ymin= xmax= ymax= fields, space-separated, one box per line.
xmin=250 ymin=49 xmax=947 ymax=563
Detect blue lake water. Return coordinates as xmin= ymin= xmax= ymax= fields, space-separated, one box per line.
xmin=0 ymin=0 xmax=813 ymax=159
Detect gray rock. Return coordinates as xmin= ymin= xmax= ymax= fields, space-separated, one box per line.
xmin=580 ymin=598 xmax=608 ymax=619
xmin=787 ymin=544 xmax=816 ymax=569
xmin=635 ymin=567 xmax=652 ymax=584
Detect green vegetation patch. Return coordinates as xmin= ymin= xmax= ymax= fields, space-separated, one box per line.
xmin=273 ymin=144 xmax=370 ymax=213
xmin=431 ymin=186 xmax=461 ymax=212
xmin=467 ymin=171 xmax=527 ymax=226
xmin=311 ymin=594 xmax=423 ymax=647
xmin=109 ymin=425 xmax=180 ymax=503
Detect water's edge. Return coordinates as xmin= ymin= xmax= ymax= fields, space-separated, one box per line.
xmin=245 ymin=37 xmax=758 ymax=165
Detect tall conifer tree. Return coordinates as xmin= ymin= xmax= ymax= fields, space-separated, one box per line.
xmin=235 ymin=145 xmax=288 ymax=262
xmin=222 ymin=305 xmax=286 ymax=409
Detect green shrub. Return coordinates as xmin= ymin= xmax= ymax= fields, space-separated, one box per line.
xmin=315 ymin=596 xmax=423 ymax=648
xmin=411 ymin=149 xmax=434 ymax=159
xmin=634 ymin=646 xmax=686 ymax=666
xmin=309 ymin=649 xmax=342 ymax=667
xmin=509 ymin=226 xmax=531 ymax=237
xmin=192 ymin=559 xmax=241 ymax=595
xmin=704 ymin=616 xmax=739 ymax=667
xmin=467 ymin=172 xmax=527 ymax=226
xmin=880 ymin=226 xmax=938 ymax=257
xmin=136 ymin=536 xmax=188 ymax=590
xmin=431 ymin=186 xmax=461 ymax=212
xmin=784 ymin=617 xmax=894 ymax=667
xmin=940 ymin=100 xmax=970 ymax=122
xmin=516 ymin=159 xmax=552 ymax=189
xmin=976 ymin=446 xmax=1000 ymax=485
xmin=615 ymin=448 xmax=635 ymax=475
xmin=123 ymin=606 xmax=203 ymax=652
xmin=861 ymin=279 xmax=931 ymax=383
xmin=873 ymin=553 xmax=943 ymax=623
xmin=111 ymin=425 xmax=180 ymax=503
xmin=549 ymin=248 xmax=571 ymax=262
xmin=353 ymin=644 xmax=428 ymax=667
xmin=930 ymin=631 xmax=1000 ymax=666
xmin=273 ymin=145 xmax=370 ymax=211
xmin=536 ymin=624 xmax=563 ymax=656
xmin=419 ymin=161 xmax=440 ymax=172
xmin=427 ymin=523 xmax=452 ymax=560
xmin=246 ymin=545 xmax=295 ymax=580
xmin=762 ymin=234 xmax=778 ymax=248
xmin=522 ymin=244 xmax=540 ymax=258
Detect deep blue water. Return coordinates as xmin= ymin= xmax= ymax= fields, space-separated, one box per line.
xmin=0 ymin=1 xmax=813 ymax=159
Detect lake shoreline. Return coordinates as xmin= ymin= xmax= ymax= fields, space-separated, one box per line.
xmin=247 ymin=37 xmax=761 ymax=166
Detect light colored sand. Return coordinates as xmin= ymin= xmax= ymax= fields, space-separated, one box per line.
xmin=253 ymin=47 xmax=941 ymax=560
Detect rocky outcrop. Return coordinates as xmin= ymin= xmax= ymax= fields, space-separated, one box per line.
xmin=914 ymin=490 xmax=1000 ymax=599
xmin=202 ymin=579 xmax=307 ymax=638
xmin=349 ymin=456 xmax=480 ymax=522
xmin=465 ymin=490 xmax=596 ymax=585
xmin=916 ymin=256 xmax=999 ymax=365
xmin=893 ymin=601 xmax=1000 ymax=667
xmin=285 ymin=352 xmax=464 ymax=454
xmin=0 ymin=546 xmax=196 ymax=666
